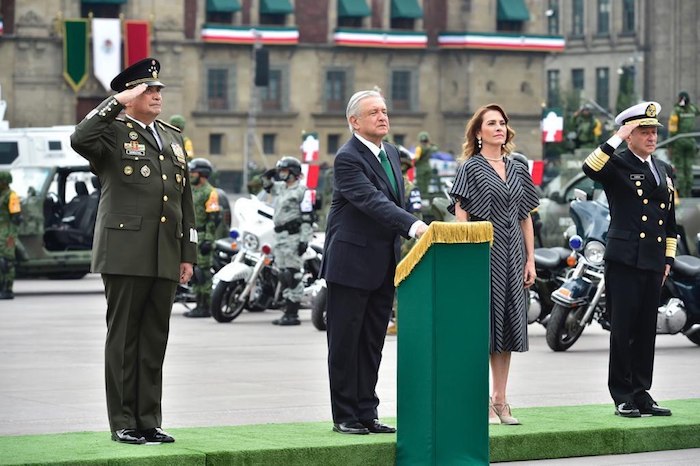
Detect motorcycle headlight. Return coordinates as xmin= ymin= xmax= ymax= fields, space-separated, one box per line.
xmin=242 ymin=232 xmax=260 ymax=251
xmin=583 ymin=240 xmax=605 ymax=266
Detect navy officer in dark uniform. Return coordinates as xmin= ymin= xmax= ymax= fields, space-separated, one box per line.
xmin=71 ymin=58 xmax=197 ymax=444
xmin=583 ymin=101 xmax=677 ymax=418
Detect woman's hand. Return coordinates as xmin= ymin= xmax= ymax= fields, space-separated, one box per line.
xmin=523 ymin=259 xmax=536 ymax=288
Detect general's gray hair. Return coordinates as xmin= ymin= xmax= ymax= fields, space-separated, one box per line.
xmin=346 ymin=90 xmax=385 ymax=133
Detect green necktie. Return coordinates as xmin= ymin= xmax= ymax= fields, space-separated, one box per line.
xmin=378 ymin=149 xmax=398 ymax=196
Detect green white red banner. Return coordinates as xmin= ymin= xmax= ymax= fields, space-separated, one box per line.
xmin=438 ymin=32 xmax=565 ymax=52
xmin=333 ymin=29 xmax=427 ymax=49
xmin=201 ymin=25 xmax=299 ymax=45
xmin=124 ymin=20 xmax=150 ymax=66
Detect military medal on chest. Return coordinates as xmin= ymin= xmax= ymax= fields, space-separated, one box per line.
xmin=124 ymin=141 xmax=146 ymax=156
xmin=140 ymin=165 xmax=151 ymax=177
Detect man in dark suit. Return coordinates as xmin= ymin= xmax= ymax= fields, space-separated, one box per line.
xmin=582 ymin=101 xmax=677 ymax=418
xmin=71 ymin=58 xmax=197 ymax=444
xmin=321 ymin=90 xmax=428 ymax=434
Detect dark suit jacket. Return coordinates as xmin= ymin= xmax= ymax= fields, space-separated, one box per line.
xmin=71 ymin=96 xmax=197 ymax=282
xmin=320 ymin=135 xmax=417 ymax=290
xmin=583 ymin=145 xmax=677 ymax=272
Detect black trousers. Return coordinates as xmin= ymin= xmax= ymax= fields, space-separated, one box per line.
xmin=102 ymin=274 xmax=177 ymax=431
xmin=605 ymin=261 xmax=663 ymax=407
xmin=326 ymin=264 xmax=395 ymax=424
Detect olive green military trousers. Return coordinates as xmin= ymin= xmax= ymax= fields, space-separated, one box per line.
xmin=102 ymin=274 xmax=178 ymax=432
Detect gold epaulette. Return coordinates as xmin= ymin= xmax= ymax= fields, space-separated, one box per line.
xmin=583 ymin=147 xmax=610 ymax=172
xmin=156 ymin=119 xmax=182 ymax=133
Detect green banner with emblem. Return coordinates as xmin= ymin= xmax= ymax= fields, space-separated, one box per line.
xmin=63 ymin=19 xmax=90 ymax=93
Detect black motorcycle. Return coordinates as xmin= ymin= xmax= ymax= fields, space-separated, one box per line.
xmin=175 ymin=236 xmax=237 ymax=306
xmin=529 ymin=246 xmax=573 ymax=327
xmin=546 ymin=190 xmax=610 ymax=351
xmin=657 ymin=255 xmax=700 ymax=346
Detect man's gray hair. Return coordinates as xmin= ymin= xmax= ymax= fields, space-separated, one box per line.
xmin=346 ymin=90 xmax=385 ymax=133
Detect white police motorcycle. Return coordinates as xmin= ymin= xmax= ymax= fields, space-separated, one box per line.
xmin=210 ymin=194 xmax=322 ymax=323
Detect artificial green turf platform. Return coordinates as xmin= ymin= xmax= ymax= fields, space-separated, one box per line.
xmin=2 ymin=399 xmax=699 ymax=465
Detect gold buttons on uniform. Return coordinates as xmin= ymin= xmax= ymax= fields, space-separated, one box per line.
xmin=163 ymin=195 xmax=168 ymax=202
xmin=124 ymin=166 xmax=133 ymax=175
xmin=161 ymin=216 xmax=166 ymax=223
xmin=162 ymin=174 xmax=167 ymax=180
xmin=657 ymin=237 xmax=662 ymax=242
xmin=661 ymin=203 xmax=666 ymax=209
xmin=119 ymin=223 xmax=124 ymax=228
xmin=659 ymin=219 xmax=664 ymax=225
xmin=636 ymin=181 xmax=642 ymax=186
xmin=643 ymin=199 xmax=649 ymax=204
xmin=642 ymin=215 xmax=648 ymax=221
xmin=640 ymin=232 xmax=646 ymax=239
xmin=159 ymin=155 xmax=164 ymax=161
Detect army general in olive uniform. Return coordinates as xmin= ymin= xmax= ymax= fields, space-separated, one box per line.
xmin=70 ymin=58 xmax=197 ymax=445
xmin=583 ymin=101 xmax=677 ymax=419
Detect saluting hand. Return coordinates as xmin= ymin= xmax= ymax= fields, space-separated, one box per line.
xmin=114 ymin=83 xmax=148 ymax=106
xmin=615 ymin=120 xmax=640 ymax=140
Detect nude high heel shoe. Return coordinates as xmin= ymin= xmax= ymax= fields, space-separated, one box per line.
xmin=493 ymin=402 xmax=521 ymax=425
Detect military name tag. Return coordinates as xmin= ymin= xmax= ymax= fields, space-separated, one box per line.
xmin=630 ymin=173 xmax=645 ymax=181
xmin=124 ymin=141 xmax=146 ymax=156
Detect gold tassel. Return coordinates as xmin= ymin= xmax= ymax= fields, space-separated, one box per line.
xmin=394 ymin=221 xmax=493 ymax=286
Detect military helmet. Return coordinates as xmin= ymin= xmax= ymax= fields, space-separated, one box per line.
xmin=169 ymin=114 xmax=186 ymax=131
xmin=188 ymin=158 xmax=214 ymax=178
xmin=398 ymin=147 xmax=413 ymax=171
xmin=679 ymin=91 xmax=690 ymax=101
xmin=0 ymin=170 xmax=12 ymax=185
xmin=418 ymin=131 xmax=430 ymax=142
xmin=276 ymin=156 xmax=303 ymax=177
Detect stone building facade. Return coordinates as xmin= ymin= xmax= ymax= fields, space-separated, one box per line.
xmin=1 ymin=0 xmax=567 ymax=190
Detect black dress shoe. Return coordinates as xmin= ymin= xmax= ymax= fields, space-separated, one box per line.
xmin=615 ymin=402 xmax=641 ymax=418
xmin=360 ymin=419 xmax=396 ymax=433
xmin=141 ymin=427 xmax=175 ymax=443
xmin=111 ymin=428 xmax=146 ymax=444
xmin=639 ymin=403 xmax=672 ymax=416
xmin=332 ymin=422 xmax=370 ymax=435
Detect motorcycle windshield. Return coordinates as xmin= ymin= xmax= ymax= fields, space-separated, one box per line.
xmin=570 ymin=196 xmax=610 ymax=244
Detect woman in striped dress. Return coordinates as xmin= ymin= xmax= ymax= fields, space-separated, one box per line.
xmin=449 ymin=104 xmax=540 ymax=425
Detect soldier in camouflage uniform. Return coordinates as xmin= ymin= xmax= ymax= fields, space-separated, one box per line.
xmin=668 ymin=91 xmax=700 ymax=197
xmin=262 ymin=156 xmax=314 ymax=326
xmin=414 ymin=131 xmax=437 ymax=195
xmin=0 ymin=171 xmax=23 ymax=299
xmin=169 ymin=115 xmax=194 ymax=160
xmin=184 ymin=158 xmax=221 ymax=318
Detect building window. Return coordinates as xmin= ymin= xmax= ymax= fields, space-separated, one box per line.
xmin=260 ymin=69 xmax=283 ymax=112
xmin=206 ymin=11 xmax=234 ymax=24
xmin=547 ymin=0 xmax=559 ymax=35
xmin=571 ymin=0 xmax=584 ymax=36
xmin=391 ymin=0 xmax=423 ymax=30
xmin=259 ymin=0 xmax=293 ymax=26
xmin=572 ymin=68 xmax=584 ymax=92
xmin=81 ymin=0 xmax=124 ymax=18
xmin=210 ymin=133 xmax=224 ymax=155
xmin=496 ymin=0 xmax=530 ymax=33
xmin=393 ymin=134 xmax=406 ymax=147
xmin=327 ymin=134 xmax=340 ymax=155
xmin=325 ymin=70 xmax=347 ymax=113
xmin=262 ymin=133 xmax=276 ymax=155
xmin=547 ymin=69 xmax=560 ymax=107
xmin=622 ymin=0 xmax=635 ymax=33
xmin=206 ymin=67 xmax=235 ymax=111
xmin=597 ymin=0 xmax=610 ymax=35
xmin=337 ymin=0 xmax=370 ymax=28
xmin=206 ymin=0 xmax=241 ymax=24
xmin=391 ymin=70 xmax=414 ymax=111
xmin=595 ymin=67 xmax=610 ymax=110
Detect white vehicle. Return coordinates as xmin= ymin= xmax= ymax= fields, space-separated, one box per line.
xmin=0 ymin=125 xmax=85 ymax=169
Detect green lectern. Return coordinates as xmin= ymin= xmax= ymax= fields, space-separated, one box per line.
xmin=395 ymin=221 xmax=492 ymax=466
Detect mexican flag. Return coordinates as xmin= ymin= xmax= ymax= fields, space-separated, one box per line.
xmin=301 ymin=131 xmax=319 ymax=162
xmin=92 ymin=18 xmax=121 ymax=91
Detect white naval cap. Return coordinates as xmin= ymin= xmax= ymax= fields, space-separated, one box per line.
xmin=614 ymin=101 xmax=663 ymax=127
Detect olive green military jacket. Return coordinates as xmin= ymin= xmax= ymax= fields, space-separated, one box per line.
xmin=70 ymin=96 xmax=197 ymax=282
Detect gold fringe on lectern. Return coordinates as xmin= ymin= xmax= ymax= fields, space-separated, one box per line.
xmin=394 ymin=221 xmax=493 ymax=287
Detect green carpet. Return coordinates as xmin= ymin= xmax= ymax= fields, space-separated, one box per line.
xmin=2 ymin=400 xmax=699 ymax=465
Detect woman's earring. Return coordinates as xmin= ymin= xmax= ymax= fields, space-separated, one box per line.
xmin=477 ymin=137 xmax=482 ymax=150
